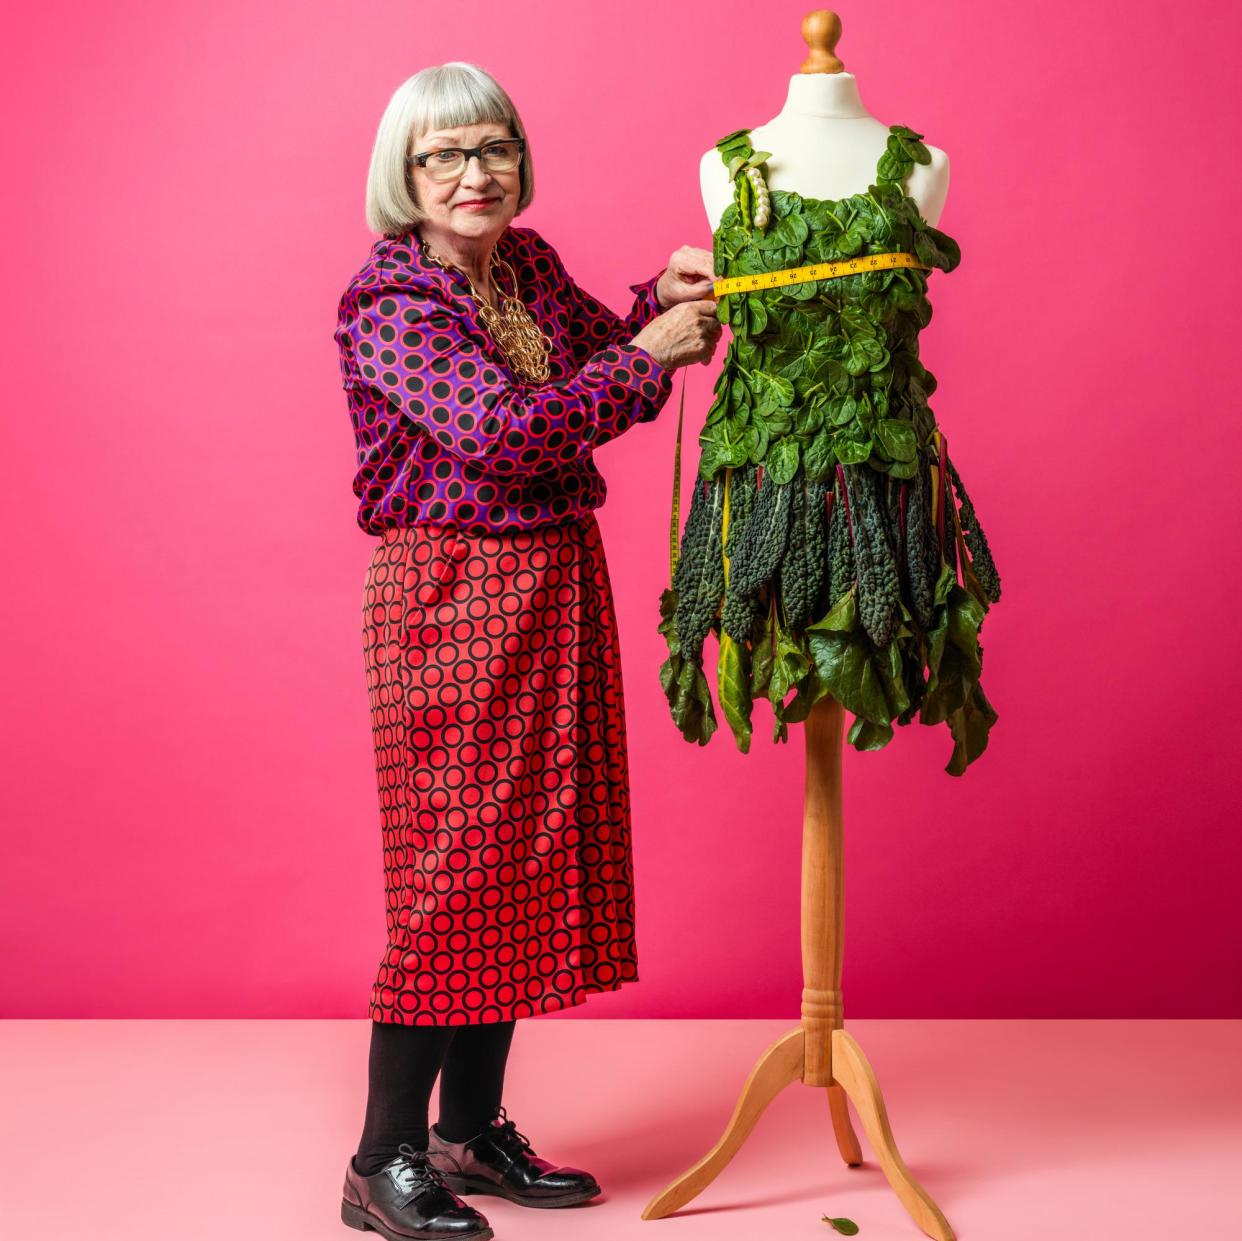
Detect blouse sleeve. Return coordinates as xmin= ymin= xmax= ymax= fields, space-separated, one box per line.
xmin=535 ymin=235 xmax=669 ymax=375
xmin=338 ymin=275 xmax=673 ymax=480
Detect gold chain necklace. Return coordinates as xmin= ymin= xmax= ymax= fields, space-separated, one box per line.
xmin=419 ymin=236 xmax=552 ymax=382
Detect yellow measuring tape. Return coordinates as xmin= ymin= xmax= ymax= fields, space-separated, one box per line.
xmin=669 ymin=250 xmax=930 ymax=580
xmin=669 ymin=373 xmax=686 ymax=577
xmin=711 ymin=250 xmax=928 ymax=299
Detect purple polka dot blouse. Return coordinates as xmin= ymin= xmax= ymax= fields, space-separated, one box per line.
xmin=334 ymin=224 xmax=675 ymax=533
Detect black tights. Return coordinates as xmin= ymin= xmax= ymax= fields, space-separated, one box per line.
xmin=354 ymin=1019 xmax=517 ymax=1175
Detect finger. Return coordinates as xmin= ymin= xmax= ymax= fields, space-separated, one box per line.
xmin=673 ymin=264 xmax=715 ymax=286
xmin=672 ymin=247 xmax=715 ymax=279
xmin=684 ymin=249 xmax=716 ymax=278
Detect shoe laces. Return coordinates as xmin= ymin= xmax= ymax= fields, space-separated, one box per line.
xmin=392 ymin=1143 xmax=450 ymax=1192
xmin=491 ymin=1105 xmax=534 ymax=1155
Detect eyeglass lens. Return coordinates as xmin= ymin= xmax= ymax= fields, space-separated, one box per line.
xmin=422 ymin=142 xmax=522 ymax=181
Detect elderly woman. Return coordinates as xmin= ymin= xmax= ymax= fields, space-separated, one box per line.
xmin=333 ymin=62 xmax=720 ymax=1240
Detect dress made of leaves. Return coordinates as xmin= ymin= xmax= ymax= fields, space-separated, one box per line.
xmin=658 ymin=124 xmax=1002 ymax=775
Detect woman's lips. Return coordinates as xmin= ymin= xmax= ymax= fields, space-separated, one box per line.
xmin=456 ymin=199 xmax=497 ymax=210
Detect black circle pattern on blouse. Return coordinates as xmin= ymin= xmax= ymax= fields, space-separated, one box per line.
xmin=337 ymin=226 xmax=671 ymax=535
xmin=361 ymin=513 xmax=639 ymax=1024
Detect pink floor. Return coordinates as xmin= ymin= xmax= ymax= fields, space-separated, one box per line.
xmin=1 ymin=1019 xmax=1239 ymax=1240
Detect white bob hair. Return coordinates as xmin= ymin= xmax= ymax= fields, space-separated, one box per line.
xmin=365 ymin=62 xmax=535 ymax=238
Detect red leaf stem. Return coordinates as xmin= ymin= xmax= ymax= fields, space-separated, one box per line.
xmin=834 ymin=464 xmax=855 ymax=544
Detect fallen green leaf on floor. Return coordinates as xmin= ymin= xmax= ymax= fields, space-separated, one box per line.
xmin=822 ymin=1216 xmax=860 ymax=1236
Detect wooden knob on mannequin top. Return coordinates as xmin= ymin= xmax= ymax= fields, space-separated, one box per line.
xmin=800 ymin=9 xmax=846 ymax=74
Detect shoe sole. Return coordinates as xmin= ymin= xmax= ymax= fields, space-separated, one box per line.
xmin=440 ymin=1173 xmax=602 ymax=1208
xmin=340 ymin=1198 xmax=494 ymax=1240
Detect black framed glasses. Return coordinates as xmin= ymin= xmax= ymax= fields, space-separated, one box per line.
xmin=407 ymin=138 xmax=526 ymax=182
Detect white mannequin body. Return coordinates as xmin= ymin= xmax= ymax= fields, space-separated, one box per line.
xmin=699 ymin=72 xmax=950 ymax=232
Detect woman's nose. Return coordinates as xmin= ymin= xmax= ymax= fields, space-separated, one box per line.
xmin=460 ymin=156 xmax=492 ymax=187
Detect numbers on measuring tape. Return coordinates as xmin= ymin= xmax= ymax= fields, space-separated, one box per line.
xmin=713 ymin=251 xmax=930 ymax=299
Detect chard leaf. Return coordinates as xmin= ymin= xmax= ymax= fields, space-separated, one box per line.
xmin=781 ymin=663 xmax=823 ymax=723
xmin=751 ymin=606 xmax=775 ymax=699
xmin=847 ymin=717 xmax=894 ymax=750
xmin=668 ymin=654 xmax=717 ymax=744
xmin=805 ymin=587 xmax=910 ymax=731
xmin=717 ymin=630 xmax=753 ymax=752
xmin=922 ymin=570 xmax=987 ymax=729
xmin=806 ymin=585 xmax=857 ymax=634
xmin=942 ymin=679 xmax=997 ymax=775
xmin=769 ymin=626 xmax=811 ymax=705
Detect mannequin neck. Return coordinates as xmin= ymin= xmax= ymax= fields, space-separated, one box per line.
xmin=772 ymin=71 xmax=871 ymax=122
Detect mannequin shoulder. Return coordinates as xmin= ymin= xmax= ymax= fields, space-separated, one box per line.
xmin=905 ymin=140 xmax=951 ymax=228
xmin=699 ymin=147 xmax=736 ymax=230
xmin=917 ymin=140 xmax=950 ymax=180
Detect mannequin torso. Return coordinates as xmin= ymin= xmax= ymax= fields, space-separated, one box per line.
xmin=699 ymin=72 xmax=950 ymax=231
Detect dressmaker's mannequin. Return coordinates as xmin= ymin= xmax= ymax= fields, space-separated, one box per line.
xmin=699 ymin=71 xmax=951 ymax=231
xmin=643 ymin=16 xmax=962 ymax=1241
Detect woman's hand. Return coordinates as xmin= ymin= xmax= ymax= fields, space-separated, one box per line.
xmin=631 ymin=301 xmax=722 ymax=370
xmin=655 ymin=246 xmax=717 ymax=307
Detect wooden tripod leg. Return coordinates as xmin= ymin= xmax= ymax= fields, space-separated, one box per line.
xmin=828 ymin=1082 xmax=863 ymax=1166
xmin=642 ymin=693 xmax=952 ymax=1237
xmin=640 ymin=1027 xmax=804 ymax=1220
xmin=831 ymin=1029 xmax=956 ymax=1241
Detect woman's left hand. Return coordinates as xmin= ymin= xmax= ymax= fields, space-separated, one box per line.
xmin=655 ymin=246 xmax=717 ymax=308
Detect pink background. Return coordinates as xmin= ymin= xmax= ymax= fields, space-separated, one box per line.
xmin=2 ymin=0 xmax=1238 ymax=1019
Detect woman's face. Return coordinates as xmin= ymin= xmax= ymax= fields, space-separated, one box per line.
xmin=409 ymin=121 xmax=521 ymax=251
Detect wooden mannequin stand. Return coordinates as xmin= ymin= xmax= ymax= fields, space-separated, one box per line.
xmin=641 ymin=695 xmax=956 ymax=1240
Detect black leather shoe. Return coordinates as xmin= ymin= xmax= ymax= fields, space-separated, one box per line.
xmin=426 ymin=1106 xmax=601 ymax=1208
xmin=341 ymin=1143 xmax=493 ymax=1239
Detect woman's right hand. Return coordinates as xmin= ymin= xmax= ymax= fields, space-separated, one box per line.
xmin=631 ymin=301 xmax=723 ymax=370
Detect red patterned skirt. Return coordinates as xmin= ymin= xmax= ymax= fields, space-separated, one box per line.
xmin=360 ymin=515 xmax=639 ymax=1025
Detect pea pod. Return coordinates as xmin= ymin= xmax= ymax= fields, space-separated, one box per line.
xmin=737 ymin=171 xmax=754 ymax=230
